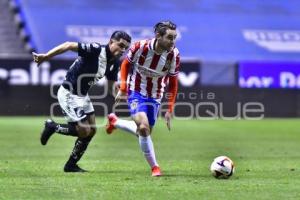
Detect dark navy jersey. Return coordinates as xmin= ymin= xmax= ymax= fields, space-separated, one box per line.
xmin=62 ymin=42 xmax=120 ymax=96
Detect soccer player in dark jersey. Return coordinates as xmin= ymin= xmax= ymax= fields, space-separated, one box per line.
xmin=32 ymin=31 xmax=131 ymax=172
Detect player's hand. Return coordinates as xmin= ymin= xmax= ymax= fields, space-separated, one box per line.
xmin=164 ymin=111 xmax=172 ymax=131
xmin=115 ymin=90 xmax=127 ymax=106
xmin=32 ymin=52 xmax=48 ymax=66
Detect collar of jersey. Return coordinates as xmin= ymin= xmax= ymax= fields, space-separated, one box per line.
xmin=105 ymin=44 xmax=116 ymax=64
xmin=150 ymin=38 xmax=173 ymax=55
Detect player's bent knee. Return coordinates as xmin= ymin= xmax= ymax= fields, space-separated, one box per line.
xmin=77 ymin=126 xmax=91 ymax=138
xmin=90 ymin=127 xmax=97 ymax=136
xmin=138 ymin=124 xmax=150 ymax=137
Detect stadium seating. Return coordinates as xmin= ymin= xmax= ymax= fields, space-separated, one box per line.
xmin=0 ymin=0 xmax=28 ymax=56
xmin=12 ymin=0 xmax=300 ymax=62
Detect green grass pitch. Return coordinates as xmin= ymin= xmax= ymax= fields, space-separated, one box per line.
xmin=0 ymin=117 xmax=300 ymax=199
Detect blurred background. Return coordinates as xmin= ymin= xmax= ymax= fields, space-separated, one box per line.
xmin=1 ymin=0 xmax=300 ymax=118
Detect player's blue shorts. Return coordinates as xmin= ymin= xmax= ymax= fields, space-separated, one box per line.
xmin=127 ymin=91 xmax=160 ymax=127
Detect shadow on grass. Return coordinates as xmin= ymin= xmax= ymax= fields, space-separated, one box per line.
xmin=92 ymin=169 xmax=208 ymax=179
xmin=162 ymin=173 xmax=207 ymax=178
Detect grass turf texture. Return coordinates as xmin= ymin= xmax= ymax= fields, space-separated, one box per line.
xmin=0 ymin=117 xmax=300 ymax=199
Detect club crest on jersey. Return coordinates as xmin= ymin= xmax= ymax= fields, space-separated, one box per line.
xmin=130 ymin=100 xmax=138 ymax=110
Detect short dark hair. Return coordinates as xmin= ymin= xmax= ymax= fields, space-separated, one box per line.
xmin=154 ymin=20 xmax=177 ymax=36
xmin=110 ymin=31 xmax=131 ymax=43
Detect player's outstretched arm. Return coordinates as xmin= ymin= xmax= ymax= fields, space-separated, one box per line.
xmin=32 ymin=42 xmax=78 ymax=66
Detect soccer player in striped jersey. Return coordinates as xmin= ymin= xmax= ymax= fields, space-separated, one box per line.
xmin=106 ymin=21 xmax=180 ymax=177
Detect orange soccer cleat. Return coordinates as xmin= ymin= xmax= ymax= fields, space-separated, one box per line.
xmin=106 ymin=113 xmax=118 ymax=134
xmin=151 ymin=166 xmax=162 ymax=177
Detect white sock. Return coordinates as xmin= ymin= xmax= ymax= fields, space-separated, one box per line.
xmin=139 ymin=135 xmax=158 ymax=168
xmin=115 ymin=119 xmax=138 ymax=137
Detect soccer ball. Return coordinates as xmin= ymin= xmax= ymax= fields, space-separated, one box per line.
xmin=210 ymin=156 xmax=235 ymax=179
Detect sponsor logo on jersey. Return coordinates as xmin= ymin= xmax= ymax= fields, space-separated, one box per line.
xmin=137 ymin=65 xmax=166 ymax=78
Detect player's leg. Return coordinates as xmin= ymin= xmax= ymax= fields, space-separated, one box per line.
xmin=106 ymin=92 xmax=151 ymax=137
xmin=133 ymin=98 xmax=161 ymax=176
xmin=40 ymin=86 xmax=81 ymax=145
xmin=133 ymin=111 xmax=161 ymax=177
xmin=106 ymin=113 xmax=137 ymax=136
xmin=40 ymin=120 xmax=80 ymax=145
xmin=145 ymin=101 xmax=161 ymax=177
xmin=105 ymin=93 xmax=140 ymax=136
xmin=64 ymin=114 xmax=96 ymax=172
xmin=64 ymin=96 xmax=96 ymax=172
xmin=40 ymin=85 xmax=95 ymax=172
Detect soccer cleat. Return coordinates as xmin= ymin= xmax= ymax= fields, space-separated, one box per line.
xmin=40 ymin=119 xmax=56 ymax=145
xmin=151 ymin=166 xmax=162 ymax=177
xmin=64 ymin=163 xmax=87 ymax=173
xmin=106 ymin=113 xmax=118 ymax=134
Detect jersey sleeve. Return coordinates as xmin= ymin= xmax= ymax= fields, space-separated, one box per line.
xmin=78 ymin=42 xmax=102 ymax=58
xmin=168 ymin=49 xmax=180 ymax=77
xmin=167 ymin=76 xmax=178 ymax=113
xmin=105 ymin=60 xmax=120 ymax=81
xmin=119 ymin=59 xmax=131 ymax=92
xmin=126 ymin=41 xmax=141 ymax=63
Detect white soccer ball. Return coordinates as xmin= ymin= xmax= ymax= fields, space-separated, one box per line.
xmin=210 ymin=156 xmax=235 ymax=179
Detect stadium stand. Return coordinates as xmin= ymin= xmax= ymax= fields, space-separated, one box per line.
xmin=0 ymin=0 xmax=28 ymax=56
xmin=10 ymin=0 xmax=300 ymax=61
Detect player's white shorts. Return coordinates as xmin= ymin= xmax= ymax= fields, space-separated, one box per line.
xmin=57 ymin=85 xmax=94 ymax=122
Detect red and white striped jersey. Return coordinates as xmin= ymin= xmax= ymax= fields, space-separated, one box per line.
xmin=126 ymin=38 xmax=180 ymax=100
